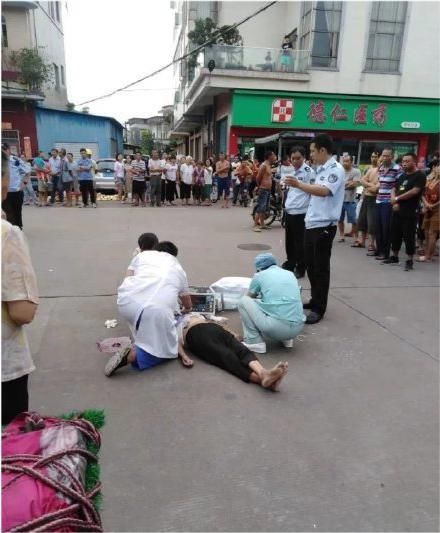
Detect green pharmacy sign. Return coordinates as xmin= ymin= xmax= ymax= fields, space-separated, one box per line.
xmin=232 ymin=90 xmax=440 ymax=134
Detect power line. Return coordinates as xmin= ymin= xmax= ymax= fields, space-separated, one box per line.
xmin=78 ymin=1 xmax=277 ymax=106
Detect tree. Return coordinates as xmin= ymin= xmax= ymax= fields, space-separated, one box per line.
xmin=140 ymin=130 xmax=154 ymax=155
xmin=10 ymin=48 xmax=54 ymax=91
xmin=187 ymin=18 xmax=243 ymax=69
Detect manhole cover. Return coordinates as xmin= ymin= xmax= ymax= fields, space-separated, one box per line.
xmin=237 ymin=243 xmax=272 ymax=251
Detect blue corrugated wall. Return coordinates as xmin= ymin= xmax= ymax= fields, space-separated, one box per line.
xmin=35 ymin=107 xmax=123 ymax=158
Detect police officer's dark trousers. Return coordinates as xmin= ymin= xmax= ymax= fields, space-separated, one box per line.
xmin=284 ymin=213 xmax=306 ymax=273
xmin=304 ymin=224 xmax=337 ymax=316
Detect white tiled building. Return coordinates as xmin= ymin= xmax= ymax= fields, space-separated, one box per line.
xmin=170 ymin=1 xmax=439 ymax=163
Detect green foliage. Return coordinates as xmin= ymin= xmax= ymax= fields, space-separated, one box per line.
xmin=187 ymin=17 xmax=218 ymax=46
xmin=141 ymin=129 xmax=154 ymax=155
xmin=59 ymin=409 xmax=105 ymax=512
xmin=187 ymin=18 xmax=243 ymax=69
xmin=10 ymin=48 xmax=54 ymax=90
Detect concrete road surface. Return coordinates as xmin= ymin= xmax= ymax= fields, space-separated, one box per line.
xmin=22 ymin=202 xmax=439 ymax=532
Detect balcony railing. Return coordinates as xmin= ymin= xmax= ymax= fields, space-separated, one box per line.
xmin=202 ymin=44 xmax=310 ymax=75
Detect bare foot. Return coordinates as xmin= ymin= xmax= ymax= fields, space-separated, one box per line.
xmin=261 ymin=363 xmax=286 ymax=390
xmin=269 ymin=362 xmax=288 ymax=391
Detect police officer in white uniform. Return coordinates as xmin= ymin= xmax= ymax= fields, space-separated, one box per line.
xmin=282 ymin=145 xmax=315 ymax=278
xmin=285 ymin=134 xmax=345 ymax=324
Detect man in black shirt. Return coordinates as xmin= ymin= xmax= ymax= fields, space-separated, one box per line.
xmin=383 ymin=153 xmax=426 ymax=271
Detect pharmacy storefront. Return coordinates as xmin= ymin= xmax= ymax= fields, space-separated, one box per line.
xmin=228 ymin=90 xmax=439 ymax=163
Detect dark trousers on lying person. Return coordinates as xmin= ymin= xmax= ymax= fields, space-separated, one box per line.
xmin=304 ymin=224 xmax=337 ymax=317
xmin=390 ymin=211 xmax=417 ymax=256
xmin=186 ymin=323 xmax=257 ymax=382
xmin=284 ymin=213 xmax=306 ymax=274
xmin=79 ymin=180 xmax=96 ymax=205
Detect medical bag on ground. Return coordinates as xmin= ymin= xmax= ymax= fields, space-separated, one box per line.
xmin=209 ymin=277 xmax=252 ymax=311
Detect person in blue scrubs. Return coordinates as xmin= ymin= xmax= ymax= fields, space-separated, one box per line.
xmin=237 ymin=253 xmax=305 ymax=354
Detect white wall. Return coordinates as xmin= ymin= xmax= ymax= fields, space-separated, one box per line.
xmin=398 ymin=1 xmax=439 ymax=97
xmin=2 ymin=7 xmax=33 ymax=50
xmin=218 ymin=1 xmax=299 ymax=49
xmin=216 ymin=1 xmax=440 ymax=99
xmin=32 ymin=2 xmax=68 ymax=108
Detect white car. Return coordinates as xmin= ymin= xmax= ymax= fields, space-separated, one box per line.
xmin=95 ymin=159 xmax=116 ymax=192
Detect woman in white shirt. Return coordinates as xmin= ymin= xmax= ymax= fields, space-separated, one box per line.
xmin=203 ymin=158 xmax=213 ymax=206
xmin=165 ymin=156 xmax=179 ymax=206
xmin=179 ymin=156 xmax=194 ymax=206
xmin=114 ymin=153 xmax=126 ymax=202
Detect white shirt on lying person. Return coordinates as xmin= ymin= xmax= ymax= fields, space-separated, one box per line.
xmin=117 ymin=250 xmax=190 ymax=326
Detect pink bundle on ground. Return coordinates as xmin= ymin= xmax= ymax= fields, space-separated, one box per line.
xmin=2 ymin=412 xmax=102 ymax=532
xmin=96 ymin=336 xmax=131 ymax=354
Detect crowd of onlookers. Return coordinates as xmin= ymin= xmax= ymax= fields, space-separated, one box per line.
xmin=112 ymin=151 xmax=261 ymax=209
xmin=280 ymin=146 xmax=439 ymax=274
xmin=2 ymin=146 xmax=264 ymax=228
xmin=334 ymin=150 xmax=440 ymax=268
xmin=2 ymin=139 xmax=439 ymax=270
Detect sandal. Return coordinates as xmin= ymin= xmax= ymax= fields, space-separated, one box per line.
xmin=367 ymin=245 xmax=375 ymax=252
xmin=337 ymin=238 xmax=345 ymax=243
xmin=351 ymin=242 xmax=365 ymax=248
xmin=416 ymin=256 xmax=431 ymax=262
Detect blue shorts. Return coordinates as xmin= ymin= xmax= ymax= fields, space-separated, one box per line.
xmin=132 ymin=346 xmax=166 ymax=371
xmin=217 ymin=178 xmax=231 ymax=198
xmin=339 ymin=201 xmax=357 ymax=224
xmin=256 ymin=189 xmax=271 ymax=214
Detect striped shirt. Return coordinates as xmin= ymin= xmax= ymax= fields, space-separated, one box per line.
xmin=131 ymin=159 xmax=146 ymax=181
xmin=376 ymin=163 xmax=401 ymax=204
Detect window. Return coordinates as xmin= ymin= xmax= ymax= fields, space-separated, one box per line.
xmin=55 ymin=1 xmax=61 ymax=22
xmin=60 ymin=65 xmax=65 ymax=85
xmin=365 ymin=2 xmax=407 ymax=72
xmin=299 ymin=1 xmax=342 ymax=68
xmin=53 ymin=63 xmax=60 ymax=89
xmin=2 ymin=15 xmax=8 ymax=48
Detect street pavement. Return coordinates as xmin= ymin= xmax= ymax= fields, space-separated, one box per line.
xmin=22 ymin=201 xmax=439 ymax=532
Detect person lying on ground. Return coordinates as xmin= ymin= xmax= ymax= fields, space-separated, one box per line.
xmin=237 ymin=253 xmax=305 ymax=354
xmin=177 ymin=313 xmax=289 ymax=391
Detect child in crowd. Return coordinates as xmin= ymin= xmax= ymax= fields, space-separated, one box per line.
xmin=192 ymin=161 xmax=205 ymax=206
xmin=203 ymin=159 xmax=213 ymax=206
xmin=33 ymin=151 xmax=51 ymax=207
